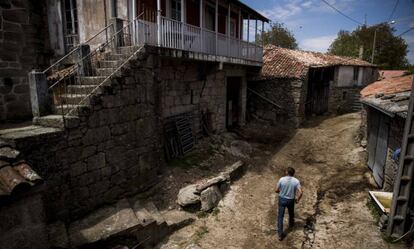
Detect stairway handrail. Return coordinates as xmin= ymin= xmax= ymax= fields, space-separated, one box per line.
xmin=42 ymin=23 xmax=114 ymax=75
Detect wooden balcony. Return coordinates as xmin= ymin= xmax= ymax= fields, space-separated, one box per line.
xmin=132 ymin=17 xmax=264 ymax=66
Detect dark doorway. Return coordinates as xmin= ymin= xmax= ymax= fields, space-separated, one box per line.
xmin=305 ymin=67 xmax=334 ymax=116
xmin=367 ymin=107 xmax=390 ymax=187
xmin=226 ymin=77 xmax=242 ymax=129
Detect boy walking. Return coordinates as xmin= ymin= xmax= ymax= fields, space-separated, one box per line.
xmin=275 ymin=167 xmax=303 ymax=241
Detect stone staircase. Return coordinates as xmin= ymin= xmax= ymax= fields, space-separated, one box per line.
xmin=56 ymin=198 xmax=195 ymax=249
xmin=350 ymin=92 xmax=362 ymax=112
xmin=34 ymin=45 xmax=144 ymax=128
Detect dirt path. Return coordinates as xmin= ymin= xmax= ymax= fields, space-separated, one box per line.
xmin=157 ymin=113 xmax=405 ymax=249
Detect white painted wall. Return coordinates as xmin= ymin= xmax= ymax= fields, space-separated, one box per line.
xmin=336 ymin=66 xmax=356 ymax=87
xmin=47 ymin=0 xmax=65 ymax=56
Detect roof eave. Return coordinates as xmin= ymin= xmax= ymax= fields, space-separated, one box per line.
xmin=233 ymin=0 xmax=270 ymax=22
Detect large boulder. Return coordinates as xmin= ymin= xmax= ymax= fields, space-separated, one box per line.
xmin=177 ymin=184 xmax=200 ymax=206
xmin=200 ymin=185 xmax=222 ymax=211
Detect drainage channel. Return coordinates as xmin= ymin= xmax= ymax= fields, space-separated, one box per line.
xmin=301 ymin=190 xmax=325 ymax=249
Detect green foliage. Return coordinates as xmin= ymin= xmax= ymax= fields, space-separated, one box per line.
xmin=257 ymin=22 xmax=298 ymax=49
xmin=328 ymin=23 xmax=409 ymax=69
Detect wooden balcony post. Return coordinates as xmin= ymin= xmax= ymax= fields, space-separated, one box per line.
xmin=215 ymin=0 xmax=218 ymax=55
xmin=227 ymin=3 xmax=230 ymax=57
xmin=181 ymin=0 xmax=185 ymax=49
xmin=200 ymin=0 xmax=204 ymax=52
xmin=261 ymin=20 xmax=265 ymax=47
xmin=238 ymin=8 xmax=242 ymax=58
xmin=157 ymin=0 xmax=162 ymax=46
xmin=255 ymin=19 xmax=258 ymax=60
xmin=247 ymin=14 xmax=250 ymax=58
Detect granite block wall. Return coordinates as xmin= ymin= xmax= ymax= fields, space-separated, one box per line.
xmin=0 ymin=0 xmax=51 ymax=121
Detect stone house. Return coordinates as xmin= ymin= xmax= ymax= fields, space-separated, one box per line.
xmin=0 ymin=0 xmax=52 ymax=121
xmin=360 ymin=74 xmax=413 ymax=191
xmin=0 ymin=1 xmax=268 ymax=247
xmin=248 ymin=45 xmax=378 ymax=126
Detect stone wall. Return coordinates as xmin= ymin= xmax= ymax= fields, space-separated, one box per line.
xmin=383 ymin=115 xmax=405 ymax=191
xmin=328 ymin=86 xmax=362 ymax=114
xmin=10 ymin=52 xmax=163 ymax=222
xmin=0 ymin=191 xmax=48 ymax=249
xmin=160 ymin=59 xmax=247 ymax=133
xmin=0 ymin=0 xmax=51 ymax=121
xmin=247 ymin=77 xmax=306 ymax=127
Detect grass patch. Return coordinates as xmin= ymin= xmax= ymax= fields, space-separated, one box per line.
xmin=197 ymin=211 xmax=209 ymax=219
xmin=211 ymin=207 xmax=220 ymax=216
xmin=193 ymin=226 xmax=209 ymax=244
xmin=366 ymin=198 xmax=381 ymax=222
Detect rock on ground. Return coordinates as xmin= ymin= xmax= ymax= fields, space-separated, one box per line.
xmin=200 ymin=185 xmax=222 ymax=211
xmin=177 ymin=184 xmax=200 ymax=206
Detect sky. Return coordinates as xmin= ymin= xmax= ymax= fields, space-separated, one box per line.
xmin=242 ymin=0 xmax=414 ymax=64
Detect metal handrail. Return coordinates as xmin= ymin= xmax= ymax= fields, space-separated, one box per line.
xmin=42 ymin=23 xmax=115 ymax=74
xmin=42 ymin=46 xmax=81 ymax=74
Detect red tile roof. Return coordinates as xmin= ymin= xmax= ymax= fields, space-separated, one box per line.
xmin=259 ymin=45 xmax=375 ymax=80
xmin=361 ymin=74 xmax=414 ymax=98
xmin=379 ymin=70 xmax=408 ymax=80
xmin=0 ymin=141 xmax=42 ymax=201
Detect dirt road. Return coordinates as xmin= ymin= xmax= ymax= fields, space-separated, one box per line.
xmin=157 ymin=113 xmax=405 ymax=249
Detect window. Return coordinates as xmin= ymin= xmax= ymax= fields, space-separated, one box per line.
xmin=111 ymin=0 xmax=118 ymax=17
xmin=64 ymin=0 xmax=78 ymax=35
xmin=353 ymin=67 xmax=359 ymax=81
xmin=171 ymin=0 xmax=182 ymax=21
xmin=204 ymin=5 xmax=215 ymax=31
xmin=230 ymin=19 xmax=237 ymax=37
xmin=63 ymin=0 xmax=79 ymax=51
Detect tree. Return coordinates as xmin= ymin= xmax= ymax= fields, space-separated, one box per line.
xmin=328 ymin=23 xmax=409 ymax=69
xmin=258 ymin=22 xmax=298 ymax=49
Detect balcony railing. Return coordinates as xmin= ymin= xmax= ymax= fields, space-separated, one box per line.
xmin=133 ymin=16 xmax=263 ymax=63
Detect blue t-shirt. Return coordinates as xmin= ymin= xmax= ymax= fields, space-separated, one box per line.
xmin=277 ymin=176 xmax=301 ymax=200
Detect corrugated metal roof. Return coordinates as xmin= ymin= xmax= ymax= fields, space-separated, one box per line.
xmin=0 ymin=140 xmax=42 ymax=201
xmin=257 ymin=45 xmax=376 ymax=80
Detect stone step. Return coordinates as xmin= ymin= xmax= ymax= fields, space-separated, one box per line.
xmin=144 ymin=202 xmax=166 ymax=225
xmin=105 ymin=53 xmax=129 ymax=61
xmin=67 ymin=85 xmax=98 ymax=94
xmin=96 ymin=68 xmax=116 ymax=76
xmin=53 ymin=104 xmax=90 ymax=116
xmin=118 ymin=46 xmax=141 ymax=55
xmin=131 ymin=199 xmax=157 ymax=226
xmin=161 ymin=210 xmax=195 ymax=228
xmin=68 ymin=199 xmax=142 ymax=248
xmin=59 ymin=93 xmax=89 ymax=105
xmin=33 ymin=115 xmax=80 ymax=129
xmin=98 ymin=60 xmax=122 ymax=69
xmin=78 ymin=76 xmax=107 ymax=85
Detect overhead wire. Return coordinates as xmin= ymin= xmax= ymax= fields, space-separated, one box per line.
xmin=320 ymin=0 xmax=363 ymax=25
xmin=387 ymin=0 xmax=400 ymax=22
xmin=398 ymin=27 xmax=414 ymax=37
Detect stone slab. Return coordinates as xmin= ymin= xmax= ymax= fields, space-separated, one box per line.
xmin=68 ymin=199 xmax=140 ymax=247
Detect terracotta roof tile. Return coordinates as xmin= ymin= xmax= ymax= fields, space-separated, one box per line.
xmin=0 ymin=140 xmax=42 ymax=201
xmin=379 ymin=70 xmax=408 ymax=80
xmin=258 ymin=45 xmax=375 ymax=80
xmin=361 ymin=75 xmax=414 ymax=98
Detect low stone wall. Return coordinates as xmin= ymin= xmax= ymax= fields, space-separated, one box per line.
xmin=247 ymin=78 xmax=305 ymax=126
xmin=0 ymin=0 xmax=51 ymax=121
xmin=8 ymin=52 xmax=163 ymax=222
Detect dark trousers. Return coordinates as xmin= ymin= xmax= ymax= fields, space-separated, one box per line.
xmin=278 ymin=197 xmax=295 ymax=237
